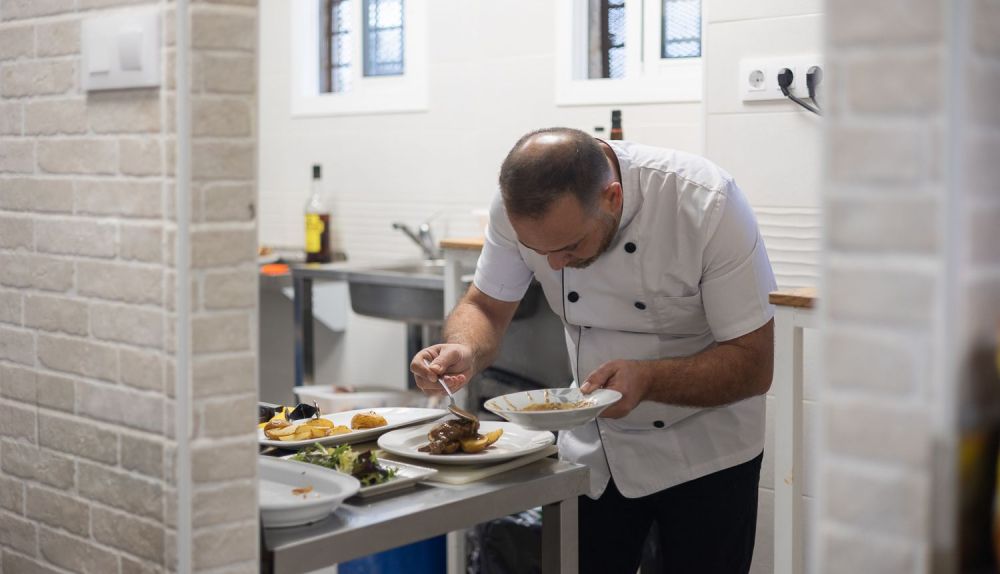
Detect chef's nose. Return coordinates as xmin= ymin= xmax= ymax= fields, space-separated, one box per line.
xmin=547 ymin=253 xmax=571 ymax=270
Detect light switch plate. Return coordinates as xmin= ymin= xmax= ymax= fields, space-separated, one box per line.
xmin=82 ymin=8 xmax=160 ymax=91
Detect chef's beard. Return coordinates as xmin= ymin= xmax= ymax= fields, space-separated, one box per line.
xmin=567 ymin=211 xmax=618 ymax=269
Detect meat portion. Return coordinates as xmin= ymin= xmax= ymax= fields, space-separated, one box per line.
xmin=419 ymin=419 xmax=479 ymax=454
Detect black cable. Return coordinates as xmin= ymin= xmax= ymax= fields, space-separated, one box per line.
xmin=806 ymin=65 xmax=823 ymax=110
xmin=777 ymin=68 xmax=821 ymax=116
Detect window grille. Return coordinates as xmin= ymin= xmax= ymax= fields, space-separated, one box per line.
xmin=661 ymin=0 xmax=701 ymax=59
xmin=320 ymin=0 xmax=353 ymax=93
xmin=588 ymin=0 xmax=626 ymax=79
xmin=363 ymin=0 xmax=404 ymax=77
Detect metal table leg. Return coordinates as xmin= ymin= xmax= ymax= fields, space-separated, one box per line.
xmin=542 ymin=496 xmax=578 ymax=574
xmin=293 ymin=274 xmax=315 ymax=388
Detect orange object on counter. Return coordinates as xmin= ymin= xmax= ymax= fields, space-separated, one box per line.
xmin=260 ymin=263 xmax=290 ymax=276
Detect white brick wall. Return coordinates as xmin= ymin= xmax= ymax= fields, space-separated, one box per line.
xmin=819 ymin=1 xmax=1000 ymax=573
xmin=0 ymin=1 xmax=259 ymax=572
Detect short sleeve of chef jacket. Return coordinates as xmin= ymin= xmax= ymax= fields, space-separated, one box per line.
xmin=473 ymin=194 xmax=534 ymax=302
xmin=701 ymin=181 xmax=777 ymax=342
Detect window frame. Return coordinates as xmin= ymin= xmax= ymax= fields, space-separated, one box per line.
xmin=291 ymin=0 xmax=427 ymax=117
xmin=555 ymin=0 xmax=703 ymax=106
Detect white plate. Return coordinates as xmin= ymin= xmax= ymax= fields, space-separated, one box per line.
xmin=259 ymin=407 xmax=448 ymax=450
xmin=484 ymin=388 xmax=622 ymax=431
xmin=281 ymin=452 xmax=438 ymax=498
xmin=377 ymin=420 xmax=555 ymax=466
xmin=258 ymin=457 xmax=360 ymax=528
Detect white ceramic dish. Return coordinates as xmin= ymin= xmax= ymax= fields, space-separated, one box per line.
xmin=483 ymin=388 xmax=622 ymax=431
xmin=281 ymin=452 xmax=437 ymax=498
xmin=377 ymin=420 xmax=555 ymax=466
xmin=258 ymin=457 xmax=360 ymax=528
xmin=259 ymin=407 xmax=448 ymax=450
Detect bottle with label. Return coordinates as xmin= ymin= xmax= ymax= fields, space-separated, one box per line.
xmin=610 ymin=110 xmax=624 ymax=140
xmin=304 ymin=164 xmax=333 ymax=264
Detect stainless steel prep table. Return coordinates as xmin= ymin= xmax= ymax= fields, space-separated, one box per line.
xmin=261 ymin=457 xmax=588 ymax=574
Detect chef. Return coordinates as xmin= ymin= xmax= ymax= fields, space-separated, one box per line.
xmin=411 ymin=127 xmax=776 ymax=573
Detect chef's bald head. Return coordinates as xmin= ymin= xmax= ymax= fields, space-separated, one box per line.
xmin=499 ymin=127 xmax=613 ymax=220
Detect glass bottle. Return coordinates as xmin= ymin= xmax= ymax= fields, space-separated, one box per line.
xmin=304 ymin=164 xmax=332 ymax=264
xmin=610 ymin=110 xmax=624 ymax=140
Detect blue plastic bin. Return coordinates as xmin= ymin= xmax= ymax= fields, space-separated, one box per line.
xmin=338 ymin=535 xmax=446 ymax=574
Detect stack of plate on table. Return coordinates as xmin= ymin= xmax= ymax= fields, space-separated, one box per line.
xmin=259 ymin=389 xmax=621 ymax=526
xmin=259 ymin=406 xmax=447 ymax=527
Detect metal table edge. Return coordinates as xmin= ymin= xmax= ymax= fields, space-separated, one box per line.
xmin=264 ymin=460 xmax=589 ymax=573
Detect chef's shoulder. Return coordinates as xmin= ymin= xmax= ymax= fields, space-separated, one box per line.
xmin=618 ymin=141 xmax=735 ymax=195
xmin=487 ymin=191 xmax=518 ymax=243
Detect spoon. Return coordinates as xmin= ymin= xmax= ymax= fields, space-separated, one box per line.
xmin=423 ymin=359 xmax=478 ymax=423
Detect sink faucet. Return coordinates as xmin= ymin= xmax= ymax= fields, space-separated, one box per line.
xmin=392 ymin=220 xmax=441 ymax=260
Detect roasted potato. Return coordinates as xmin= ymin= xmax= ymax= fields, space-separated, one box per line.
xmin=484 ymin=428 xmax=503 ymax=446
xmin=350 ymin=411 xmax=387 ymax=430
xmin=460 ymin=435 xmax=490 ymax=453
xmin=305 ymin=418 xmax=334 ymax=428
xmin=291 ymin=429 xmax=313 ymax=441
xmin=329 ymin=425 xmax=352 ymax=436
xmin=264 ymin=424 xmax=298 ymax=440
xmin=264 ymin=419 xmax=291 ymax=432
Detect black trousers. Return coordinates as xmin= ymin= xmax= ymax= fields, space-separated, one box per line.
xmin=578 ymin=452 xmax=763 ymax=574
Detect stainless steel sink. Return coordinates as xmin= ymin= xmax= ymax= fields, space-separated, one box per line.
xmin=346 ymin=260 xmax=445 ymax=324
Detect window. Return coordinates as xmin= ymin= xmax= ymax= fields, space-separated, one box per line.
xmin=556 ymin=0 xmax=703 ymax=106
xmin=292 ymin=0 xmax=426 ymax=116
xmin=589 ymin=0 xmax=626 ymax=79
xmin=363 ymin=0 xmax=404 ymax=77
xmin=661 ymin=0 xmax=701 ymax=59
xmin=320 ymin=0 xmax=353 ymax=93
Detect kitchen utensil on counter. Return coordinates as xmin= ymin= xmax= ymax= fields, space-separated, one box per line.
xmin=484 ymin=387 xmax=622 ymax=431
xmin=258 ymin=457 xmax=360 ymax=528
xmin=377 ymin=421 xmax=554 ymax=466
xmin=422 ymin=359 xmax=478 ymax=423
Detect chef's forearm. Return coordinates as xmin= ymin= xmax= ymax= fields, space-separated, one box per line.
xmin=442 ymin=302 xmax=503 ymax=373
xmin=642 ymin=320 xmax=774 ymax=408
xmin=442 ymin=286 xmax=518 ymax=375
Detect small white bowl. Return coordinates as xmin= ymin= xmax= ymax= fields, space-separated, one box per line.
xmin=484 ymin=388 xmax=622 ymax=431
xmin=258 ymin=457 xmax=360 ymax=528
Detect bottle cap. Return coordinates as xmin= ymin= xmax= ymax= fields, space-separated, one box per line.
xmin=312 ymin=164 xmax=322 ymax=179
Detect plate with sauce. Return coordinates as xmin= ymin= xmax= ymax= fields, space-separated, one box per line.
xmin=484 ymin=388 xmax=622 ymax=431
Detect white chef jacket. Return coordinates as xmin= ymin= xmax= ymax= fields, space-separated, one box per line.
xmin=473 ymin=140 xmax=777 ymax=499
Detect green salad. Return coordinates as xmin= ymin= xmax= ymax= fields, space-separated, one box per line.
xmin=292 ymin=444 xmax=398 ymax=487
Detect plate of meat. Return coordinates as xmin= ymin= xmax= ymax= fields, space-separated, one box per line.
xmin=376 ymin=418 xmax=555 ymax=465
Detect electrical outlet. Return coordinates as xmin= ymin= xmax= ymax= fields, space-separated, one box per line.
xmin=740 ymin=56 xmax=822 ymax=102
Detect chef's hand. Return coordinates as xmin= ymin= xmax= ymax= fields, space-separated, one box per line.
xmin=579 ymin=360 xmax=652 ymax=419
xmin=410 ymin=344 xmax=475 ymax=396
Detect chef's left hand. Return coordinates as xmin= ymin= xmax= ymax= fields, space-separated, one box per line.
xmin=579 ymin=360 xmax=652 ymax=419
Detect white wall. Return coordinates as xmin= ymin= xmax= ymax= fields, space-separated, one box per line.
xmin=702 ymin=1 xmax=825 ymax=572
xmin=258 ymin=0 xmax=704 ymax=387
xmin=704 ymin=0 xmax=824 ymax=289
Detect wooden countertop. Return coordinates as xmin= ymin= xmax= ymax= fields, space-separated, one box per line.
xmin=440 ymin=237 xmax=485 ymax=251
xmin=769 ymin=287 xmax=817 ymax=309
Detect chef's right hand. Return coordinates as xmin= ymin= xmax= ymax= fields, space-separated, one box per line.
xmin=410 ymin=343 xmax=475 ymax=396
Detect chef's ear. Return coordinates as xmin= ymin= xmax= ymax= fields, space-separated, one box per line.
xmin=601 ymin=181 xmax=623 ymax=211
